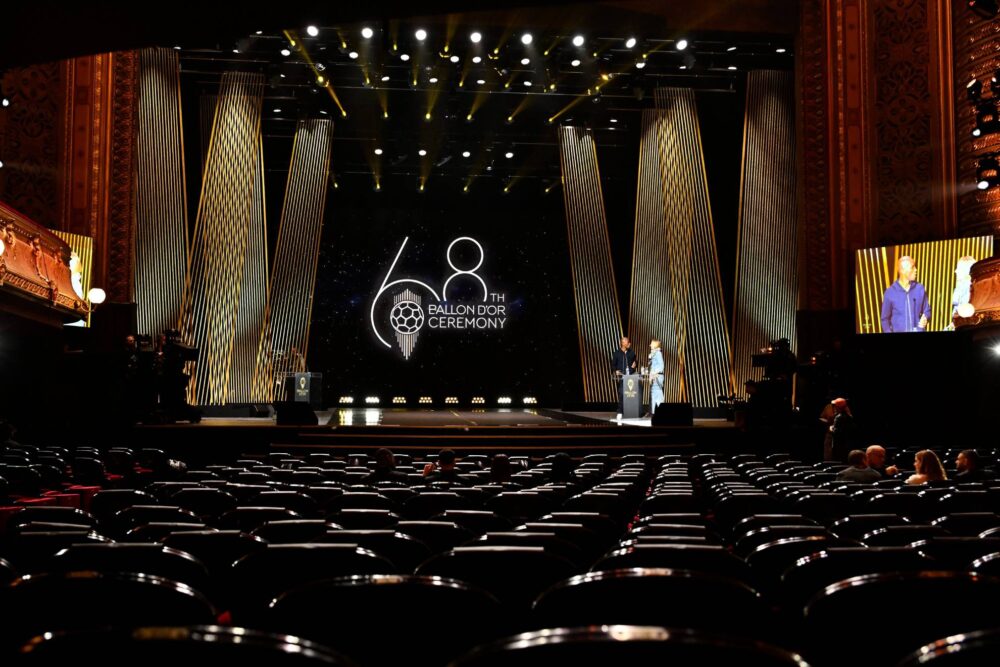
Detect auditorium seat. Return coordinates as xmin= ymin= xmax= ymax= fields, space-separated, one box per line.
xmin=267 ymin=575 xmax=503 ymax=665
xmin=17 ymin=627 xmax=353 ymax=666
xmin=2 ymin=571 xmax=217 ymax=649
xmin=253 ymin=491 xmax=321 ymax=516
xmin=416 ymin=545 xmax=577 ymax=608
xmin=46 ymin=543 xmax=211 ymax=596
xmin=533 ymin=568 xmax=772 ymax=638
xmin=113 ymin=505 xmax=202 ymax=536
xmin=803 ymin=571 xmax=1000 ymax=665
xmin=0 ymin=557 xmax=16 ymax=585
xmin=828 ymin=514 xmax=911 ymax=540
xmin=735 ymin=526 xmax=830 ymax=557
xmin=449 ymin=626 xmax=808 ymax=667
xmin=170 ymin=487 xmax=238 ymax=519
xmin=911 ymin=537 xmax=1000 ymax=569
xmin=3 ymin=530 xmax=112 ymax=569
xmin=470 ymin=532 xmax=586 ymax=568
xmin=895 ymin=628 xmax=1000 ymax=666
xmin=971 ymin=552 xmax=1000 ymax=575
xmin=594 ymin=544 xmax=749 ymax=582
xmin=332 ymin=508 xmax=399 ymax=529
xmin=931 ymin=512 xmax=1000 ymax=536
xmin=318 ymin=529 xmax=432 ymax=571
xmin=732 ymin=514 xmax=819 ymax=537
xmin=161 ymin=530 xmax=266 ymax=578
xmin=7 ymin=506 xmax=97 ymax=531
xmin=89 ymin=489 xmax=158 ymax=521
xmin=437 ymin=509 xmax=513 ymax=534
xmin=395 ymin=519 xmax=473 ymax=552
xmin=485 ymin=492 xmax=556 ymax=522
xmin=219 ymin=507 xmax=304 ymax=531
xmin=860 ymin=525 xmax=948 ymax=547
xmin=402 ymin=490 xmax=473 ymax=518
xmin=746 ymin=536 xmax=856 ymax=589
xmin=251 ymin=519 xmax=332 ymax=543
xmin=228 ymin=544 xmax=397 ymax=622
xmin=125 ymin=522 xmax=210 ymax=541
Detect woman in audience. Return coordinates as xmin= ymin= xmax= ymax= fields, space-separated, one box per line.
xmin=905 ymin=449 xmax=947 ymax=485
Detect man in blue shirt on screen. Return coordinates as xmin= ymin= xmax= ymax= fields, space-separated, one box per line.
xmin=880 ymin=255 xmax=930 ymax=332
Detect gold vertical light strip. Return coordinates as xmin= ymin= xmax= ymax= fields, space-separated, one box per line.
xmin=252 ymin=118 xmax=333 ymax=401
xmin=133 ymin=48 xmax=189 ymax=337
xmin=628 ymin=109 xmax=681 ymax=402
xmin=731 ymin=71 xmax=798 ymax=392
xmin=653 ymin=88 xmax=733 ymax=407
xmin=178 ymin=72 xmax=266 ymax=405
xmin=51 ymin=230 xmax=94 ymax=323
xmin=227 ymin=140 xmax=269 ymax=403
xmin=854 ymin=236 xmax=993 ymax=332
xmin=558 ymin=125 xmax=623 ymax=404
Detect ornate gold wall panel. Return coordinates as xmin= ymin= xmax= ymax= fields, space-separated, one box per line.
xmin=133 ymin=47 xmax=189 ymax=337
xmin=731 ymin=71 xmax=798 ymax=391
xmin=652 ymin=88 xmax=733 ymax=407
xmin=252 ymin=119 xmax=332 ymax=401
xmin=558 ymin=125 xmax=623 ymax=404
xmin=628 ymin=109 xmax=682 ymax=403
xmin=178 ymin=72 xmax=267 ymax=406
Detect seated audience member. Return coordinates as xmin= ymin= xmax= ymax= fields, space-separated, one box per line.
xmin=905 ymin=449 xmax=947 ymax=485
xmin=835 ymin=449 xmax=882 ymax=483
xmin=955 ymin=449 xmax=994 ymax=483
xmin=865 ymin=444 xmax=899 ymax=477
xmin=490 ymin=453 xmax=514 ymax=485
xmin=0 ymin=419 xmax=21 ymax=448
xmin=548 ymin=452 xmax=577 ymax=485
xmin=422 ymin=449 xmax=467 ymax=484
xmin=362 ymin=447 xmax=409 ymax=484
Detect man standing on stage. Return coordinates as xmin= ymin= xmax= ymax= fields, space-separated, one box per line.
xmin=880 ymin=255 xmax=930 ymax=333
xmin=611 ymin=336 xmax=637 ymax=420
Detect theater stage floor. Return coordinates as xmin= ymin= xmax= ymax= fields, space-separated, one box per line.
xmin=136 ymin=408 xmax=743 ymax=462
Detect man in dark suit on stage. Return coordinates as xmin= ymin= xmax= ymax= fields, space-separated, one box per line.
xmin=611 ymin=336 xmax=637 ymax=420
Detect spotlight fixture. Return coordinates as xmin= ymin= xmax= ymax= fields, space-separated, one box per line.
xmin=523 ymin=80 xmax=532 ymax=86
xmin=976 ymin=154 xmax=1000 ymax=189
xmin=635 ymin=61 xmax=646 ymax=69
xmin=338 ymin=396 xmax=354 ymax=404
xmin=728 ymin=65 xmax=738 ymax=70
xmin=0 ymin=160 xmax=5 ymax=169
xmin=232 ymin=49 xmax=240 ymax=54
xmin=476 ymin=79 xmax=486 ymax=84
xmin=676 ymin=38 xmax=689 ymax=50
xmin=362 ymin=26 xmax=374 ymax=39
xmin=505 ymin=151 xmax=514 ymax=158
xmin=281 ymin=48 xmax=291 ymax=56
xmin=273 ymin=107 xmax=282 ymax=113
xmin=462 ymin=150 xmax=471 ymax=157
xmin=523 ymin=396 xmax=538 ymax=405
xmin=572 ymin=35 xmax=585 ymax=47
xmin=625 ymin=37 xmax=637 ymax=48
xmin=968 ymin=77 xmax=983 ymax=102
xmin=349 ymin=51 xmax=359 ymax=59
xmin=521 ymin=32 xmax=533 ymax=45
xmin=415 ymin=28 xmax=427 ymax=41
xmin=392 ymin=396 xmax=406 ymax=404
xmin=1 ymin=97 xmax=9 ymax=107
xmin=521 ymin=57 xmax=530 ymax=65
xmin=450 ymin=55 xmax=460 ymax=63
xmin=727 ymin=46 xmax=737 ymax=52
xmin=306 ymin=25 xmax=319 ymax=37
xmin=472 ymin=397 xmax=485 ymax=405
xmin=419 ymin=396 xmax=432 ymax=404
xmin=381 ymin=75 xmax=390 ymax=81
xmin=400 ymin=53 xmax=410 ymax=61
xmin=429 ymin=77 xmax=439 ymax=83
xmin=571 ymin=59 xmax=581 ymax=67
xmin=610 ymin=118 xmax=618 ymax=123
xmin=472 ymin=56 xmax=482 ymax=63
xmin=419 ymin=149 xmax=427 ymax=156
xmin=374 ymin=148 xmax=383 ymax=155
xmin=445 ymin=396 xmax=459 ymax=405
xmin=173 ymin=45 xmax=182 ymax=50
xmin=317 ymin=75 xmax=325 ymax=84
xmin=471 ymin=31 xmax=483 ymax=43
xmin=497 ymin=396 xmax=512 ymax=405
xmin=364 ymin=396 xmax=380 ymax=404
xmin=776 ymin=47 xmax=787 ymax=53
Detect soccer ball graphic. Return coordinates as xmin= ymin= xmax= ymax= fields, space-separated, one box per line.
xmin=390 ymin=300 xmax=424 ymax=335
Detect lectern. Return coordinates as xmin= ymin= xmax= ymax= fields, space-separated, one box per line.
xmin=284 ymin=372 xmax=323 ymax=409
xmin=620 ymin=373 xmax=643 ymax=419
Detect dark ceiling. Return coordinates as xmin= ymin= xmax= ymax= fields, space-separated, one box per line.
xmin=174 ymin=6 xmax=792 ymax=192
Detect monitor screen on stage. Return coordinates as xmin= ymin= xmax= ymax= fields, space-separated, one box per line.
xmin=309 ymin=188 xmax=579 ymax=404
xmin=854 ymin=236 xmax=993 ymax=334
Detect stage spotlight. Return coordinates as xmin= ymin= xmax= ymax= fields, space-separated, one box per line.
xmin=445 ymin=396 xmax=458 ymax=404
xmin=349 ymin=51 xmax=359 ymax=59
xmin=572 ymin=35 xmax=585 ymax=47
xmin=523 ymin=80 xmax=532 ymax=86
xmin=462 ymin=150 xmax=471 ymax=157
xmin=419 ymin=149 xmax=427 ymax=156
xmin=727 ymin=46 xmax=737 ymax=52
xmin=497 ymin=396 xmax=512 ymax=405
xmin=281 ymin=48 xmax=291 ymax=56
xmin=776 ymin=47 xmax=787 ymax=53
xmin=173 ymin=45 xmax=182 ymax=50
xmin=635 ymin=61 xmax=646 ymax=69
xmin=968 ymin=77 xmax=983 ymax=102
xmin=0 ymin=160 xmax=5 ymax=169
xmin=419 ymin=396 xmax=432 ymax=404
xmin=362 ymin=26 xmax=374 ymax=39
xmin=381 ymin=75 xmax=390 ymax=81
xmin=450 ymin=55 xmax=460 ymax=63
xmin=610 ymin=118 xmax=618 ymax=123
xmin=472 ymin=56 xmax=482 ymax=63
xmin=400 ymin=53 xmax=410 ymax=61
xmin=365 ymin=396 xmax=380 ymax=404
xmin=976 ymin=154 xmax=1000 ymax=189
xmin=676 ymin=38 xmax=689 ymax=50
xmin=316 ymin=75 xmax=325 ymax=84
xmin=625 ymin=37 xmax=637 ymax=48
xmin=728 ymin=65 xmax=738 ymax=70
xmin=505 ymin=151 xmax=514 ymax=158
xmin=339 ymin=396 xmax=354 ymax=404
xmin=429 ymin=77 xmax=439 ymax=83
xmin=521 ymin=57 xmax=530 ymax=65
xmin=523 ymin=396 xmax=537 ymax=405
xmin=415 ymin=28 xmax=427 ymax=41
xmin=306 ymin=25 xmax=319 ymax=37
xmin=393 ymin=396 xmax=406 ymax=404
xmin=232 ymin=49 xmax=240 ymax=54
xmin=471 ymin=31 xmax=482 ymax=43
xmin=374 ymin=148 xmax=383 ymax=155
xmin=571 ymin=59 xmax=581 ymax=67
xmin=472 ymin=396 xmax=485 ymax=405
xmin=476 ymin=79 xmax=486 ymax=84
xmin=521 ymin=32 xmax=533 ymax=45
xmin=273 ymin=107 xmax=282 ymax=113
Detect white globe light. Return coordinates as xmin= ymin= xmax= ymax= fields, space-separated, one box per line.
xmin=521 ymin=58 xmax=530 ymax=65
xmin=361 ymin=27 xmax=374 ymax=39
xmin=400 ymin=53 xmax=410 ymax=61
xmin=415 ymin=29 xmax=427 ymax=41
xmin=505 ymin=151 xmax=514 ymax=159
xmin=521 ymin=33 xmax=533 ymax=45
xmin=572 ymin=35 xmax=584 ymax=47
xmin=625 ymin=37 xmax=637 ymax=49
xmin=419 ymin=149 xmax=427 ymax=156
xmin=306 ymin=25 xmax=319 ymax=37
xmin=571 ymin=59 xmax=581 ymax=67
xmin=280 ymin=49 xmax=291 ymax=56
xmin=472 ymin=56 xmax=482 ymax=63
xmin=462 ymin=151 xmax=471 ymax=158
xmin=635 ymin=61 xmax=646 ymax=69
xmin=471 ymin=31 xmax=482 ymax=43
xmin=676 ymin=38 xmax=688 ymax=50
xmin=349 ymin=51 xmax=359 ymax=59
xmin=450 ymin=55 xmax=459 ymax=63
xmin=87 ymin=287 xmax=107 ymax=304
xmin=374 ymin=148 xmax=383 ymax=155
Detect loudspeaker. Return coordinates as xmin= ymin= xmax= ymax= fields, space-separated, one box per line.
xmin=274 ymin=401 xmax=318 ymax=426
xmin=651 ymin=402 xmax=693 ymax=427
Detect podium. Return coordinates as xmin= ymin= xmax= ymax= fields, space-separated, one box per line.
xmin=284 ymin=372 xmax=323 ymax=409
xmin=619 ymin=373 xmax=643 ymax=419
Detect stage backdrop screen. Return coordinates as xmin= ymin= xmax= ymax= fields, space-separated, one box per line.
xmin=308 ymin=190 xmax=580 ymax=405
xmin=854 ymin=236 xmax=993 ymax=334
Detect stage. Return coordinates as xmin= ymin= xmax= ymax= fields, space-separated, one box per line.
xmin=134 ymin=408 xmax=745 ymax=463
